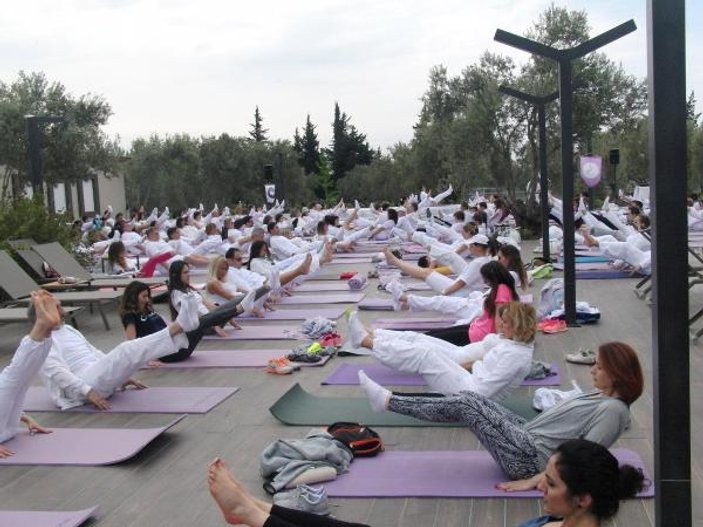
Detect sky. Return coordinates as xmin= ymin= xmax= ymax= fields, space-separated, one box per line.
xmin=0 ymin=0 xmax=699 ymax=152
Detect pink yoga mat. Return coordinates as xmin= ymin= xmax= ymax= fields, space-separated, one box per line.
xmin=322 ymin=362 xmax=561 ymax=387
xmin=0 ymin=506 xmax=98 ymax=527
xmin=239 ymin=307 xmax=346 ymax=321
xmin=277 ymin=292 xmax=366 ymax=305
xmin=0 ymin=416 xmax=184 ymax=466
xmin=327 ymin=258 xmax=371 ymax=265
xmin=324 ymin=449 xmax=654 ymax=498
xmin=203 ymin=325 xmax=303 ymax=340
xmin=22 ymin=387 xmax=239 ymax=413
xmin=149 ymin=350 xmax=331 ymax=369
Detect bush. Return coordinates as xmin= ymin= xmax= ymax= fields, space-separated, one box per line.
xmin=0 ymin=196 xmax=75 ymax=253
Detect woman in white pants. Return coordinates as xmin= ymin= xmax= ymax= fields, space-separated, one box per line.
xmin=0 ymin=290 xmax=59 ymax=456
xmin=348 ymin=302 xmax=537 ymax=402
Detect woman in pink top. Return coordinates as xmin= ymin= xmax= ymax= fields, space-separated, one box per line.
xmin=421 ymin=261 xmax=519 ymax=346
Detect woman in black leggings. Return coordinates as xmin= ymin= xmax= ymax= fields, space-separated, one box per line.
xmin=208 ymin=458 xmax=369 ymax=527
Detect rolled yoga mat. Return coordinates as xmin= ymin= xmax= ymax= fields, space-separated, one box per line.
xmin=203 ymin=325 xmax=303 ymax=340
xmin=0 ymin=416 xmax=185 ymax=466
xmin=0 ymin=506 xmax=98 ymax=527
xmin=23 ymin=386 xmax=239 ymax=414
xmin=321 ymin=363 xmax=561 ymax=387
xmin=324 ymin=449 xmax=654 ymax=498
xmin=145 ymin=349 xmax=332 ymax=369
xmin=269 ymin=383 xmax=538 ymax=427
xmin=239 ymin=307 xmax=346 ymax=320
xmin=278 ymin=292 xmax=366 ymax=305
xmin=554 ymin=262 xmax=614 ymax=271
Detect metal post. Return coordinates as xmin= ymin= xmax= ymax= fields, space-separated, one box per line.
xmin=494 ymin=20 xmax=637 ymax=325
xmin=537 ymin=104 xmax=550 ymax=261
xmin=647 ymin=0 xmax=691 ymax=525
xmin=558 ymin=60 xmax=577 ymax=325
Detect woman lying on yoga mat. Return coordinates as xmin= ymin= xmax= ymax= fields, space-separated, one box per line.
xmin=517 ymin=439 xmax=646 ymax=527
xmin=386 ymin=260 xmax=519 ymax=346
xmin=347 ymin=301 xmax=536 ymax=402
xmin=0 ymin=291 xmax=62 ymax=456
xmin=359 ymin=341 xmax=643 ymax=481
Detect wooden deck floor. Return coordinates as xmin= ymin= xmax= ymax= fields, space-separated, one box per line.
xmin=0 ymin=244 xmax=699 ymax=527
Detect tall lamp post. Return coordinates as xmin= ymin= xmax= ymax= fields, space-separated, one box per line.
xmin=26 ymin=115 xmax=65 ymax=197
xmin=494 ymin=20 xmax=636 ymax=325
xmin=498 ymin=86 xmax=558 ymax=262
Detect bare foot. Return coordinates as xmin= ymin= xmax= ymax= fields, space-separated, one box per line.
xmin=208 ymin=458 xmax=269 ymax=526
xmin=299 ymin=253 xmax=313 ymax=275
xmin=383 ymin=248 xmax=400 ymax=267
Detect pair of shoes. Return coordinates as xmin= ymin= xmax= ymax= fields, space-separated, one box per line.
xmin=273 ymin=484 xmax=330 ymax=515
xmin=265 ymin=357 xmax=299 ymax=375
xmin=565 ymin=348 xmax=596 ymax=365
xmin=537 ymin=319 xmax=567 ymax=334
xmin=286 ymin=351 xmax=322 ymax=363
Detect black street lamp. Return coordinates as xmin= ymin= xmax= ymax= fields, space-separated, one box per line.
xmin=494 ymin=20 xmax=636 ymax=325
xmin=498 ymin=86 xmax=558 ymax=262
xmin=26 ymin=115 xmax=65 ymax=196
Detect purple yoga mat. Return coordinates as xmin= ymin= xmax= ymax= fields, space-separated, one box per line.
xmin=554 ymin=262 xmax=613 ymax=271
xmin=576 ymin=269 xmax=643 ymax=279
xmin=203 ymin=324 xmax=303 ymax=340
xmin=358 ymin=298 xmax=394 ymax=311
xmin=277 ymin=292 xmax=365 ymax=305
xmin=0 ymin=506 xmax=98 ymax=527
xmin=322 ymin=362 xmax=561 ymax=387
xmin=371 ymin=317 xmax=458 ymax=330
xmin=327 ymin=259 xmax=371 ymax=266
xmin=0 ymin=416 xmax=184 ymax=466
xmin=293 ymin=282 xmax=364 ymax=292
xmin=148 ymin=350 xmax=331 ymax=369
xmin=23 ymin=386 xmax=238 ymax=413
xmin=239 ymin=307 xmax=345 ymax=320
xmin=324 ymin=449 xmax=654 ymax=498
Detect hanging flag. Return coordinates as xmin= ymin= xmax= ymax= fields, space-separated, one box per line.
xmin=264 ymin=184 xmax=276 ymax=204
xmin=579 ymin=155 xmax=603 ymax=188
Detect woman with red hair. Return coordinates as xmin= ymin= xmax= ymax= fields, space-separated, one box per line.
xmin=359 ymin=341 xmax=644 ymax=484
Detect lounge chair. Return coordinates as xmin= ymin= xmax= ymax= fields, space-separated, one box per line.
xmin=0 ymin=251 xmax=123 ymax=330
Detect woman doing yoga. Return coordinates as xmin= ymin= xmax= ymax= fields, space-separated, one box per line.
xmin=359 ymin=341 xmax=644 ymax=481
xmin=348 ymin=302 xmax=536 ymax=401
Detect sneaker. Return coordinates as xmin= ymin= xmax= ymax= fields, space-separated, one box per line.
xmin=265 ymin=357 xmax=298 ymax=375
xmin=537 ymin=319 xmax=567 ymax=334
xmin=286 ymin=352 xmax=322 ymax=363
xmin=273 ymin=485 xmax=330 ymax=515
xmin=565 ymin=348 xmax=596 ymax=365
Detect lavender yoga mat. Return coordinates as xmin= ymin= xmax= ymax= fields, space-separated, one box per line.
xmin=0 ymin=506 xmax=98 ymax=527
xmin=277 ymin=292 xmax=366 ymax=305
xmin=293 ymin=282 xmax=364 ymax=292
xmin=324 ymin=449 xmax=654 ymax=498
xmin=22 ymin=386 xmax=238 ymax=414
xmin=149 ymin=350 xmax=331 ymax=369
xmin=327 ymin=258 xmax=371 ymax=265
xmin=0 ymin=416 xmax=184 ymax=466
xmin=203 ymin=324 xmax=303 ymax=340
xmin=239 ymin=307 xmax=346 ymax=320
xmin=322 ymin=362 xmax=561 ymax=387
xmin=576 ymin=269 xmax=643 ymax=279
xmin=371 ymin=317 xmax=458 ymax=330
xmin=554 ymin=262 xmax=613 ymax=271
xmin=358 ymin=298 xmax=395 ymax=311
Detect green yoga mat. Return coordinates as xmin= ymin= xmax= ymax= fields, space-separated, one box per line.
xmin=269 ymin=383 xmax=538 ymax=427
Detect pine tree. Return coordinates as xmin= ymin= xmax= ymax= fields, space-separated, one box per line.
xmin=328 ymin=102 xmax=373 ymax=180
xmin=249 ymin=106 xmax=269 ymax=142
xmin=301 ymin=114 xmax=321 ymax=175
xmin=293 ymin=127 xmax=303 ymax=155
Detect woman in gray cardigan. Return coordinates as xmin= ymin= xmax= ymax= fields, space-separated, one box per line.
xmin=359 ymin=341 xmax=644 ymax=482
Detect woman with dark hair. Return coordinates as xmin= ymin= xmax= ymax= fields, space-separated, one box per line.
xmin=359 ymin=341 xmax=644 ymax=481
xmin=368 ymin=208 xmax=398 ymax=240
xmin=106 ymin=241 xmax=138 ymax=275
xmin=497 ymin=244 xmax=529 ymax=291
xmin=247 ymin=240 xmax=315 ymax=293
xmin=167 ymin=261 xmax=269 ymax=343
xmin=203 ymin=439 xmax=645 ymax=527
xmin=348 ymin=302 xmax=536 ymax=401
xmin=388 ymin=261 xmax=519 ymax=345
xmin=517 ymin=439 xmax=646 ymax=526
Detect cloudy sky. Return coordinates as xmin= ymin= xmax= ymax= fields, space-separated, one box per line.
xmin=0 ymin=0 xmax=699 ymax=151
